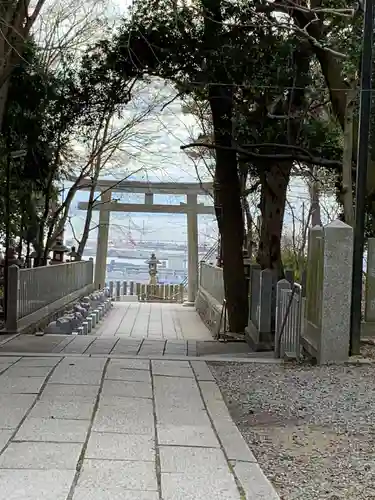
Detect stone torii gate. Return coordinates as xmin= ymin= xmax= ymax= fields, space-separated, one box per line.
xmin=77 ymin=179 xmax=215 ymax=304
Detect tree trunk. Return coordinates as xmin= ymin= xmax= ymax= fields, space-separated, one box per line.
xmin=256 ymin=41 xmax=310 ymax=277
xmin=291 ymin=5 xmax=348 ymax=132
xmin=0 ymin=80 xmax=10 ymax=131
xmin=291 ymin=5 xmax=371 ymax=195
xmin=77 ymin=120 xmax=109 ymax=258
xmin=0 ymin=0 xmax=47 ymax=130
xmin=77 ymin=176 xmax=98 ymax=258
xmin=257 ymin=163 xmax=291 ymax=278
xmin=202 ymin=0 xmax=248 ymax=332
xmin=213 ymin=155 xmax=248 ymax=332
xmin=242 ymin=196 xmax=253 ymax=258
xmin=342 ymin=90 xmax=355 ymax=226
xmin=308 ymin=166 xmax=322 ymax=227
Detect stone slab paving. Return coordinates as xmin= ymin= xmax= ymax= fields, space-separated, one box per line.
xmin=0 ymin=301 xmax=253 ymax=360
xmin=0 ymin=355 xmax=280 ymax=499
xmin=0 ymin=335 xmax=68 ymax=353
xmin=94 ymin=302 xmax=213 ymax=340
xmin=0 ymin=335 xmax=256 ymax=358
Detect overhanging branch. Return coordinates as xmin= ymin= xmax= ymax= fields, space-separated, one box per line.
xmin=180 ymin=142 xmax=341 ymax=168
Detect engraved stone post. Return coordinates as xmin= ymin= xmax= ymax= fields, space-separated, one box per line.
xmin=319 ymin=221 xmax=353 ymax=363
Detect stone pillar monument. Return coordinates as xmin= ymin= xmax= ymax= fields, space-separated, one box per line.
xmin=305 ymin=220 xmax=353 ymax=364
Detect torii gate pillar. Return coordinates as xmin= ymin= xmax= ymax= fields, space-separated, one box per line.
xmin=185 ymin=194 xmax=199 ymax=305
xmin=95 ymin=189 xmax=112 ymax=289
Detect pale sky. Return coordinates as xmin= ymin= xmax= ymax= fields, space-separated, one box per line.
xmin=36 ymin=0 xmax=334 ymax=247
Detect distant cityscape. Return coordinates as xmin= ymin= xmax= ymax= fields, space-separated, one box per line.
xmin=66 ymin=237 xmax=217 ymax=285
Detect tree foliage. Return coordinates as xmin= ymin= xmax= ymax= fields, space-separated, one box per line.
xmin=73 ymin=0 xmax=360 ymax=329
xmin=2 ymin=0 xmax=367 ymax=329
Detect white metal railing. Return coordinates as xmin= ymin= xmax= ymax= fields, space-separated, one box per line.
xmin=181 ymin=241 xmax=219 ymax=289
xmin=199 ymin=262 xmax=224 ymax=304
xmin=7 ymin=261 xmax=94 ymax=329
xmin=275 ymin=281 xmax=303 ymax=360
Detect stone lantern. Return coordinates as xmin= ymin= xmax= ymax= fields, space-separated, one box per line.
xmin=50 ymin=239 xmax=69 ymax=265
xmin=0 ymin=245 xmax=22 ymax=297
xmin=29 ymin=250 xmax=38 ymax=268
xmin=68 ymin=246 xmax=79 ymax=262
xmin=146 ymin=253 xmax=160 ymax=286
xmin=5 ymin=246 xmax=21 ymax=267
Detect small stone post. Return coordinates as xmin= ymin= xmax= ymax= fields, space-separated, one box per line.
xmin=258 ymin=269 xmax=273 ymax=334
xmin=245 ymin=267 xmax=273 ymax=350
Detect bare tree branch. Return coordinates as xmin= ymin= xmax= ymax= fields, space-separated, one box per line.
xmin=180 ymin=142 xmax=342 ymax=168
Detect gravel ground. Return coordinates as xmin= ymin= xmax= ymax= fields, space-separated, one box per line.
xmin=361 ymin=340 xmax=375 ymax=360
xmin=209 ymin=361 xmax=375 ymax=500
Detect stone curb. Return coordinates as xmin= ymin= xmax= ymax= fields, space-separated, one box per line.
xmin=193 ymin=362 xmax=281 ymax=499
xmin=0 ymin=333 xmax=21 ymax=347
xmin=0 ymin=352 xmax=283 ymax=363
xmin=346 ymin=356 xmax=375 ymax=365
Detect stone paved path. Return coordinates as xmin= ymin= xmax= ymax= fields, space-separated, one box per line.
xmin=0 ymin=335 xmax=199 ymax=357
xmin=0 ymin=335 xmax=255 ymax=357
xmin=0 ymin=354 xmax=279 ymax=499
xmin=0 ymin=300 xmax=253 ymax=357
xmin=94 ymin=302 xmax=213 ymax=340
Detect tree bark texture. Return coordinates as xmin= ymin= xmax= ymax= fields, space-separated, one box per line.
xmin=202 ymin=0 xmax=248 ymax=332
xmin=257 ymin=163 xmax=291 ymax=277
xmin=0 ymin=0 xmax=47 ymax=130
xmin=257 ymin=40 xmax=311 ymax=277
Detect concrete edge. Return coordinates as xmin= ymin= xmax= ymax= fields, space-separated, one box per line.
xmin=2 ymin=350 xmax=373 ymax=365
xmin=195 ymin=364 xmax=281 ymax=499
xmin=0 ymin=352 xmax=283 ymax=363
xmin=0 ymin=333 xmax=22 ymax=347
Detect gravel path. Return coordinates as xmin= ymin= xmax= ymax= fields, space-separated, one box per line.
xmin=361 ymin=340 xmax=375 ymax=360
xmin=209 ymin=361 xmax=375 ymax=500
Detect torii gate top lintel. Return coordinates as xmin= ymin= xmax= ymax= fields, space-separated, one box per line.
xmin=75 ymin=177 xmax=213 ymax=196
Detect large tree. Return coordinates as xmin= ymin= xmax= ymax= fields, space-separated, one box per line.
xmin=0 ymin=0 xmax=48 ymax=130
xmin=83 ymin=0 xmax=345 ymax=331
xmin=0 ymin=44 xmax=80 ymax=259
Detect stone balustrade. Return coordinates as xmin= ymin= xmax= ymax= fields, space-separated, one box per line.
xmin=6 ymin=260 xmax=94 ymax=334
